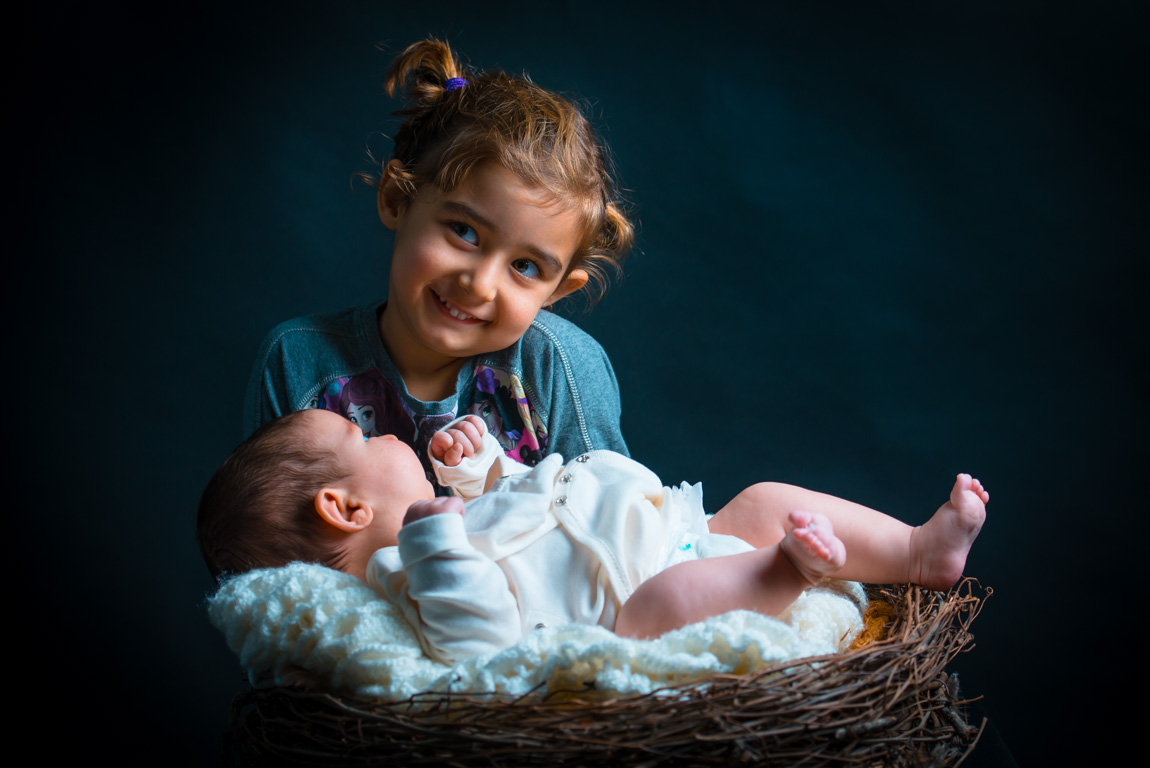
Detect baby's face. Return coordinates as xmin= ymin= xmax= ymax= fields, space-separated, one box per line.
xmin=304 ymin=409 xmax=434 ymax=543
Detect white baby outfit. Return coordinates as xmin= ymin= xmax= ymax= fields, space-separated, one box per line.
xmin=367 ymin=424 xmax=753 ymax=664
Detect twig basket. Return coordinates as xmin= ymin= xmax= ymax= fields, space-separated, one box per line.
xmin=225 ymin=578 xmax=989 ymax=766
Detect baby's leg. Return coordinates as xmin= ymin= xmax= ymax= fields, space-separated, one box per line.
xmin=614 ymin=513 xmax=845 ymax=640
xmin=707 ymin=475 xmax=987 ymax=590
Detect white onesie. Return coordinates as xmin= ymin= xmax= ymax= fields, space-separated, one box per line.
xmin=367 ymin=423 xmax=753 ymax=664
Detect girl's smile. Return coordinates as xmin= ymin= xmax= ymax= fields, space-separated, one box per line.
xmin=432 ymin=289 xmax=486 ymax=323
xmin=377 ymin=161 xmax=589 ymax=397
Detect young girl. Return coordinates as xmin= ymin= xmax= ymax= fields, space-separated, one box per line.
xmin=244 ymin=39 xmax=633 ymax=488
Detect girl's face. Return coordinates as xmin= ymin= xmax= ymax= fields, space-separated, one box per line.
xmin=378 ymin=161 xmax=588 ymax=368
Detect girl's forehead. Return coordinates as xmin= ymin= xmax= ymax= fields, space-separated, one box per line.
xmin=440 ymin=166 xmax=585 ymax=248
xmin=448 ymin=162 xmax=557 ymax=205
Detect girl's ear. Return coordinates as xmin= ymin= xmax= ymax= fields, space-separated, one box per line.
xmin=377 ymin=159 xmax=409 ymax=230
xmin=314 ymin=488 xmax=374 ymax=532
xmin=546 ymin=268 xmax=589 ymax=306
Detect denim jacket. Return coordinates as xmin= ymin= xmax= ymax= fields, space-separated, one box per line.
xmin=243 ymin=302 xmax=628 ymax=490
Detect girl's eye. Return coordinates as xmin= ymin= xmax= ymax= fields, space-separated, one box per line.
xmin=449 ymin=222 xmax=479 ymax=245
xmin=512 ymin=259 xmax=540 ymax=278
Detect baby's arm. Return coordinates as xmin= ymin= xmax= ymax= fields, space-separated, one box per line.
xmin=370 ymin=498 xmax=523 ymax=663
xmin=430 ymin=415 xmax=530 ymax=498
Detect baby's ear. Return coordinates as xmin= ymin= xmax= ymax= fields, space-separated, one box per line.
xmin=377 ymin=159 xmax=409 ymax=230
xmin=314 ymin=487 xmax=373 ymax=532
xmin=546 ymin=268 xmax=589 ymax=305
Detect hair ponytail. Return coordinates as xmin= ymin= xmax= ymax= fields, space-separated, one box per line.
xmin=577 ymin=200 xmax=635 ymax=304
xmin=384 ymin=38 xmax=468 ymax=109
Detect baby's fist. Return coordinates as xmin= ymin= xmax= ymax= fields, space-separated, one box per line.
xmin=430 ymin=415 xmax=486 ymax=467
xmin=403 ymin=496 xmax=464 ymax=527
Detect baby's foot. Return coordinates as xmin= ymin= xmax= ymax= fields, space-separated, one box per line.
xmin=908 ymin=474 xmax=988 ymax=590
xmin=780 ymin=511 xmax=847 ymax=585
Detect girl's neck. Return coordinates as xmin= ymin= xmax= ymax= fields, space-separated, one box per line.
xmin=377 ymin=305 xmax=466 ymax=402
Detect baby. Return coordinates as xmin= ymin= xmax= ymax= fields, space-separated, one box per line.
xmin=198 ymin=410 xmax=987 ymax=664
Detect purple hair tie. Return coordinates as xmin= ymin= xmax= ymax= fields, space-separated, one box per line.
xmin=444 ymin=77 xmax=469 ymax=91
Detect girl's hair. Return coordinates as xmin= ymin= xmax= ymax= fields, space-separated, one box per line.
xmin=375 ymin=38 xmax=634 ymax=303
xmin=197 ymin=412 xmax=349 ymax=581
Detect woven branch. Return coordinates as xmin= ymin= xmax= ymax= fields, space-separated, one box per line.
xmin=225 ymin=579 xmax=989 ymax=767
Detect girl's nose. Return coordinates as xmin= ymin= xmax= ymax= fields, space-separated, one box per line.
xmin=459 ymin=259 xmax=498 ymax=302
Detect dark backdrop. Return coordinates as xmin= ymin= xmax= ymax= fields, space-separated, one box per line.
xmin=19 ymin=1 xmax=1145 ymax=764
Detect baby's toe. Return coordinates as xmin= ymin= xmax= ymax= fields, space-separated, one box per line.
xmin=788 ymin=510 xmax=814 ymax=530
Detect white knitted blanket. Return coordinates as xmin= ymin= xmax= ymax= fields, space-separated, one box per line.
xmin=207 ymin=562 xmax=867 ymax=701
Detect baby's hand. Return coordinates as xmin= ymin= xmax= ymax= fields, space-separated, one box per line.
xmin=430 ymin=415 xmax=486 ymax=467
xmin=403 ymin=496 xmax=465 ymax=527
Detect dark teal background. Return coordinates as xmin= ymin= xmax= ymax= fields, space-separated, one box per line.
xmin=19 ymin=1 xmax=1145 ymax=764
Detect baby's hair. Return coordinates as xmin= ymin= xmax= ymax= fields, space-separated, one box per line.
xmin=372 ymin=38 xmax=634 ymax=304
xmin=197 ymin=411 xmax=350 ymax=581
